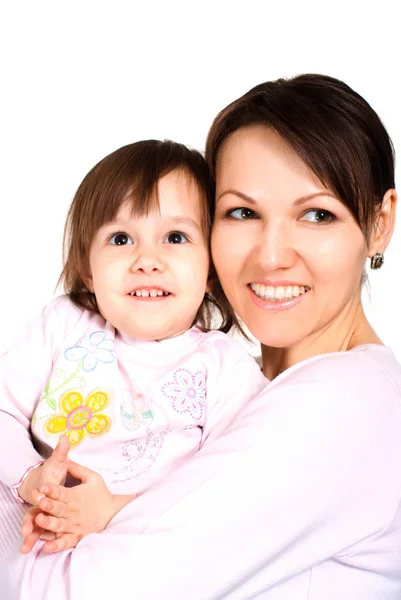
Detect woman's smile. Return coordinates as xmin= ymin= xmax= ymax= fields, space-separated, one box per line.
xmin=248 ymin=282 xmax=311 ymax=311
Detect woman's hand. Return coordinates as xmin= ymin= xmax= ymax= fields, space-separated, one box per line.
xmin=18 ymin=434 xmax=70 ymax=504
xmin=26 ymin=460 xmax=135 ymax=554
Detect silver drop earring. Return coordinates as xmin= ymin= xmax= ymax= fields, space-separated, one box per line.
xmin=370 ymin=252 xmax=384 ymax=270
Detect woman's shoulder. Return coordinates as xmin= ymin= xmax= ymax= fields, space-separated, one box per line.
xmin=270 ymin=344 xmax=401 ymax=412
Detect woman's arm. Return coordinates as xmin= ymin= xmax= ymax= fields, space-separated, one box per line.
xmin=13 ymin=352 xmax=401 ymax=599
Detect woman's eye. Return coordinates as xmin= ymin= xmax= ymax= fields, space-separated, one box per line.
xmin=227 ymin=208 xmax=258 ymax=220
xmin=301 ymin=209 xmax=336 ymax=224
xmin=164 ymin=232 xmax=189 ymax=244
xmin=109 ymin=232 xmax=133 ymax=245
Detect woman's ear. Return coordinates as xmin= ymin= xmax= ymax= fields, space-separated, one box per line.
xmin=369 ymin=189 xmax=397 ymax=258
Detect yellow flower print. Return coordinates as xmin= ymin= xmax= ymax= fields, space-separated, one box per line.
xmin=45 ymin=389 xmax=111 ymax=447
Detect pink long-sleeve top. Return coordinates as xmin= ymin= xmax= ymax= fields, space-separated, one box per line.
xmin=0 ymin=296 xmax=266 ymax=557
xmin=2 ymin=302 xmax=401 ymax=599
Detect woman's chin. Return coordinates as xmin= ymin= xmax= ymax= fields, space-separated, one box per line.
xmin=246 ymin=320 xmax=304 ymax=349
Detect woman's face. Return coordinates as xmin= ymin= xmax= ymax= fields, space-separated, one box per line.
xmin=211 ymin=125 xmax=368 ymax=348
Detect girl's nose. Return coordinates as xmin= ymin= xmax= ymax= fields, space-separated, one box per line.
xmin=130 ymin=247 xmax=165 ymax=274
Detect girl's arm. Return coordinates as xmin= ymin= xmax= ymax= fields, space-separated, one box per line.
xmin=21 ymin=461 xmax=136 ymax=553
xmin=13 ymin=352 xmax=401 ymax=600
xmin=0 ymin=301 xmax=63 ymax=492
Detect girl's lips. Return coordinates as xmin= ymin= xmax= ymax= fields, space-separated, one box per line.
xmin=128 ymin=287 xmax=171 ymax=297
xmin=248 ymin=284 xmax=310 ymax=311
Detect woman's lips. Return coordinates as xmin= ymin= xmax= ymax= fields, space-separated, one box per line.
xmin=248 ymin=284 xmax=310 ymax=311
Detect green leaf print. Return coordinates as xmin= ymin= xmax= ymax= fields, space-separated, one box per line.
xmin=46 ymin=397 xmax=57 ymax=411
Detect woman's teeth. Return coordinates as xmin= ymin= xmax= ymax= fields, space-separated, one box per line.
xmin=250 ymin=283 xmax=310 ymax=300
xmin=129 ymin=289 xmax=169 ymax=297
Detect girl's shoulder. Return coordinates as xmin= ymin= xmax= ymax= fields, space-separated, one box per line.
xmin=40 ymin=294 xmax=108 ymax=345
xmin=196 ymin=328 xmax=261 ymax=366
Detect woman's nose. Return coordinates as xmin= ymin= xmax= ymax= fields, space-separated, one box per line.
xmin=254 ymin=223 xmax=296 ymax=271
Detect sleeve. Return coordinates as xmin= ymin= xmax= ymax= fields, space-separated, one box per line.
xmin=201 ymin=339 xmax=268 ymax=442
xmin=12 ymin=354 xmax=401 ymax=600
xmin=0 ymin=300 xmax=65 ymax=487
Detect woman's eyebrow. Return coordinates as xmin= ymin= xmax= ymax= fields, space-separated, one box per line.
xmin=217 ymin=190 xmax=336 ymax=205
xmin=216 ymin=190 xmax=257 ymax=204
xmin=293 ymin=191 xmax=336 ymax=206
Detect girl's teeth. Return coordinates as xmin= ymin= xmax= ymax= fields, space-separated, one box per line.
xmin=250 ymin=283 xmax=309 ymax=300
xmin=131 ymin=288 xmax=169 ymax=297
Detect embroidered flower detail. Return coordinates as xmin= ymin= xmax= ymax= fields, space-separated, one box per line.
xmin=64 ymin=331 xmax=115 ymax=372
xmin=44 ymin=389 xmax=111 ymax=447
xmin=121 ymin=388 xmax=154 ymax=432
xmin=162 ymin=368 xmax=206 ymax=421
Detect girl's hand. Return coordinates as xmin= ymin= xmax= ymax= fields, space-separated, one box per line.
xmin=20 ymin=506 xmax=58 ymax=554
xmin=18 ymin=435 xmax=70 ymax=505
xmin=30 ymin=460 xmax=134 ymax=553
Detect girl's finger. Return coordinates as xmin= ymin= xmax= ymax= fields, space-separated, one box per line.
xmin=37 ymin=495 xmax=70 ymax=518
xmin=35 ymin=512 xmax=73 ymax=534
xmin=38 ymin=483 xmax=71 ymax=503
xmin=49 ymin=435 xmax=70 ymax=465
xmin=66 ymin=460 xmax=92 ymax=483
xmin=21 ymin=517 xmax=34 ymax=538
xmin=42 ymin=532 xmax=80 ymax=553
xmin=21 ymin=507 xmax=41 ymax=536
xmin=20 ymin=528 xmax=44 ymax=554
xmin=39 ymin=531 xmax=57 ymax=541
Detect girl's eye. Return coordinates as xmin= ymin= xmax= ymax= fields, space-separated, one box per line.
xmin=227 ymin=208 xmax=258 ymax=220
xmin=109 ymin=232 xmax=133 ymax=245
xmin=301 ymin=209 xmax=336 ymax=224
xmin=164 ymin=232 xmax=189 ymax=244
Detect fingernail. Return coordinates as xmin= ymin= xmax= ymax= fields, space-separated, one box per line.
xmin=36 ymin=494 xmax=45 ymax=503
xmin=39 ymin=486 xmax=48 ymax=494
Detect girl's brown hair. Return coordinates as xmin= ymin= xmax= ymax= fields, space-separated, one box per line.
xmin=59 ymin=139 xmax=236 ymax=333
xmin=206 ymin=73 xmax=395 ymax=241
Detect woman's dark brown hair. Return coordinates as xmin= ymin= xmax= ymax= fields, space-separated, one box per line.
xmin=59 ymin=139 xmax=236 ymax=333
xmin=206 ymin=73 xmax=395 ymax=241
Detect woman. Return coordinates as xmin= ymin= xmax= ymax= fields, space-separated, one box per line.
xmin=4 ymin=74 xmax=401 ymax=599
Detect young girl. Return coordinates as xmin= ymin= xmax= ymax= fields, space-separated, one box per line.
xmin=0 ymin=140 xmax=266 ymax=557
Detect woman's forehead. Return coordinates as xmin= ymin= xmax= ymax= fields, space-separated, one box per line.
xmin=216 ymin=126 xmax=327 ymax=203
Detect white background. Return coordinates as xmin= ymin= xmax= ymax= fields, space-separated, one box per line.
xmin=0 ymin=1 xmax=400 ymax=358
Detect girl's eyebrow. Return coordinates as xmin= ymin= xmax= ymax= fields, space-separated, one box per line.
xmin=216 ymin=189 xmax=336 ymax=205
xmin=99 ymin=215 xmax=202 ymax=232
xmin=168 ymin=216 xmax=201 ymax=232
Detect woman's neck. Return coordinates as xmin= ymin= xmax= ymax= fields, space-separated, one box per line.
xmin=261 ymin=302 xmax=382 ymax=380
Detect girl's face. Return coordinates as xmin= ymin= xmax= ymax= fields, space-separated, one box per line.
xmin=211 ymin=125 xmax=368 ymax=349
xmin=87 ymin=169 xmax=210 ymax=340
